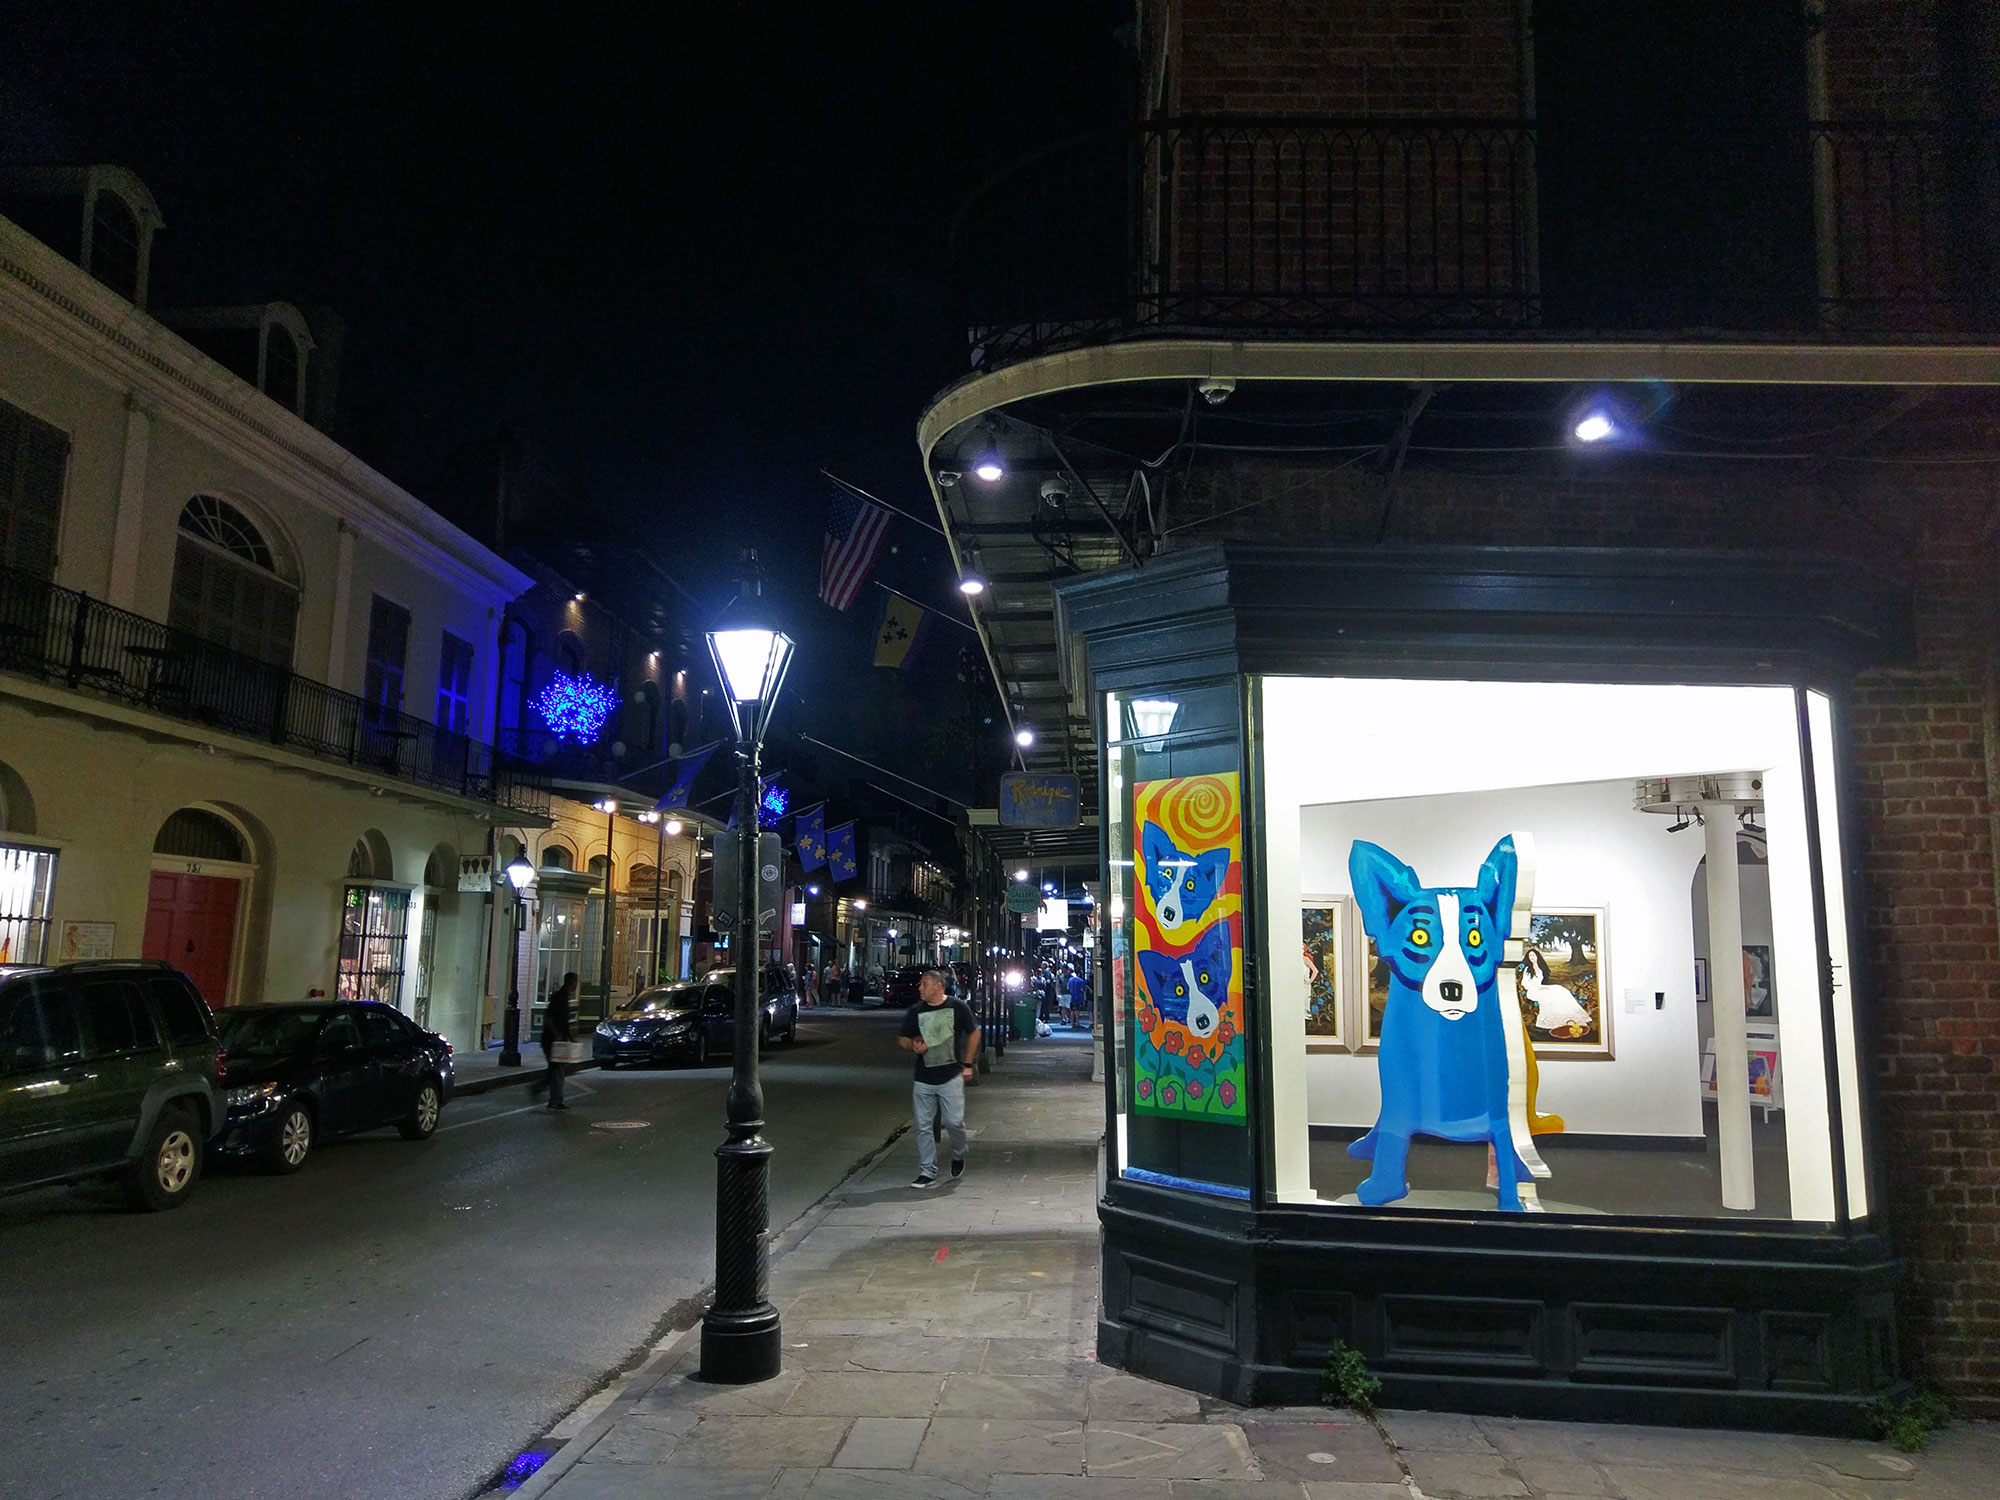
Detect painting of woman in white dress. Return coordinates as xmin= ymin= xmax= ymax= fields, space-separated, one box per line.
xmin=1514 ymin=909 xmax=1611 ymax=1056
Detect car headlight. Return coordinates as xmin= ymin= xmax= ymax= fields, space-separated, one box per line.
xmin=597 ymin=1021 xmax=620 ymax=1037
xmin=225 ymin=1082 xmax=281 ymax=1109
xmin=661 ymin=1020 xmax=693 ymax=1036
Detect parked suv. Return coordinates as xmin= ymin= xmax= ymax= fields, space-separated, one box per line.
xmin=0 ymin=960 xmax=223 ymax=1210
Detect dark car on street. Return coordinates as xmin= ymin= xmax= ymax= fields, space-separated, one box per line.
xmin=595 ymin=968 xmax=797 ymax=1069
xmin=211 ymin=1001 xmax=453 ymax=1173
xmin=0 ymin=960 xmax=223 ymax=1210
xmin=883 ymin=965 xmax=927 ymax=1010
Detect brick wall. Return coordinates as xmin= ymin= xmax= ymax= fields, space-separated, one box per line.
xmin=1181 ymin=452 xmax=2000 ymax=1414
xmin=1161 ymin=0 xmax=1525 ymax=117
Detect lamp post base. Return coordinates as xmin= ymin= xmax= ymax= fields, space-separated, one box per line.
xmin=699 ymin=1304 xmax=783 ymax=1384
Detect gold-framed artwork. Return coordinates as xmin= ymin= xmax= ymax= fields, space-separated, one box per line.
xmin=1359 ymin=904 xmax=1613 ymax=1059
xmin=1515 ymin=907 xmax=1612 ymax=1057
xmin=1301 ymin=895 xmax=1360 ymax=1050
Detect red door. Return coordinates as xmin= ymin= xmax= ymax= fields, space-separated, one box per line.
xmin=143 ymin=872 xmax=242 ymax=1007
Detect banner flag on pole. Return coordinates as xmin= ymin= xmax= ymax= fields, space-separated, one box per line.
xmin=826 ymin=822 xmax=859 ymax=881
xmin=794 ymin=805 xmax=827 ymax=872
xmin=872 ymin=589 xmax=933 ymax=670
xmin=819 ymin=490 xmax=892 ymax=610
xmin=655 ymin=744 xmax=719 ymax=811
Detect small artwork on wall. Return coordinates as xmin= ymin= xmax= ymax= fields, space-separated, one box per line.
xmin=1302 ymin=897 xmax=1351 ymax=1050
xmin=1742 ymin=944 xmax=1775 ymax=1018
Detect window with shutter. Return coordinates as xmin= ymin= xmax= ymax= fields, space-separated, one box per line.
xmin=0 ymin=398 xmax=68 ymax=580
xmin=168 ymin=497 xmax=298 ymax=668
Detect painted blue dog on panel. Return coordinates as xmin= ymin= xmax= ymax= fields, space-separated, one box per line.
xmin=1348 ymin=836 xmax=1531 ymax=1211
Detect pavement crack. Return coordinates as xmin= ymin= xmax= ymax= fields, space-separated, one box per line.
xmin=325 ymin=1336 xmax=370 ymax=1365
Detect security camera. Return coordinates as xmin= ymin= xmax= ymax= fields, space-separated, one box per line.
xmin=1198 ymin=376 xmax=1236 ymax=405
xmin=936 ymin=470 xmax=960 ymax=488
xmin=1039 ymin=477 xmax=1070 ymax=505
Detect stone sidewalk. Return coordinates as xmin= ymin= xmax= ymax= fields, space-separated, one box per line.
xmin=504 ymin=1036 xmax=1994 ymax=1500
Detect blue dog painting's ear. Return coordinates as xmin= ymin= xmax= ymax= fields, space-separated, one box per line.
xmin=1349 ymin=841 xmax=1422 ymax=940
xmin=1474 ymin=835 xmax=1518 ymax=925
xmin=1195 ymin=845 xmax=1231 ymax=889
xmin=1195 ymin=918 xmax=1234 ymax=985
xmin=1141 ymin=822 xmax=1174 ymax=883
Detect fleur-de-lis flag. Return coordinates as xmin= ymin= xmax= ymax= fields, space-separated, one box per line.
xmin=795 ymin=805 xmax=827 ymax=872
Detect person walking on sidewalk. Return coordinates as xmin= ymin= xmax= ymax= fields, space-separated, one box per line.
xmin=898 ymin=968 xmax=979 ymax=1189
xmin=532 ymin=971 xmax=577 ymax=1110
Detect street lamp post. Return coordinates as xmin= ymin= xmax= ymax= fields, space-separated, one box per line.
xmin=700 ymin=586 xmax=795 ymax=1385
xmin=499 ymin=853 xmax=537 ymax=1066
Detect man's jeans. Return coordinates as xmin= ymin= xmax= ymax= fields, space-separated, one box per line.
xmin=546 ymin=1057 xmax=566 ymax=1105
xmin=912 ymin=1074 xmax=966 ymax=1179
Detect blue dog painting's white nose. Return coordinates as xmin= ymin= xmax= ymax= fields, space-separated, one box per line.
xmin=1422 ymin=893 xmax=1478 ymax=1019
xmin=1155 ymin=859 xmax=1195 ymax=930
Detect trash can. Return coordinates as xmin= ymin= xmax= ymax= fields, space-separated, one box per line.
xmin=1011 ymin=999 xmax=1038 ymax=1040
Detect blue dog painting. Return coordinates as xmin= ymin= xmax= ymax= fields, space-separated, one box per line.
xmin=1136 ymin=918 xmax=1231 ymax=1042
xmin=1142 ymin=821 xmax=1230 ymax=934
xmin=1348 ymin=835 xmax=1533 ymax=1211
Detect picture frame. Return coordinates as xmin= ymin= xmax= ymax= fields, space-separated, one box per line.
xmin=1514 ymin=907 xmax=1613 ymax=1057
xmin=1741 ymin=944 xmax=1775 ymax=1018
xmin=1301 ymin=895 xmax=1358 ymax=1051
xmin=1694 ymin=957 xmax=1709 ymax=1006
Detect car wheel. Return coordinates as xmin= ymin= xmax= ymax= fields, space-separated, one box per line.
xmin=759 ymin=1019 xmax=771 ymax=1050
xmin=693 ymin=1029 xmax=710 ymax=1067
xmin=266 ymin=1102 xmax=315 ymax=1174
xmin=125 ymin=1105 xmax=203 ymax=1210
xmin=784 ymin=1013 xmax=798 ymax=1044
xmin=599 ymin=1057 xmax=616 ymax=1071
xmin=399 ymin=1081 xmax=442 ymax=1141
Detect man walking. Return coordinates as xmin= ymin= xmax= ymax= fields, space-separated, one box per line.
xmin=898 ymin=968 xmax=980 ymax=1189
xmin=531 ymin=971 xmax=577 ymax=1110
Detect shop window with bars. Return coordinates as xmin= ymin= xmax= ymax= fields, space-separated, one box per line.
xmin=1 ymin=397 xmax=69 ymax=580
xmin=337 ymin=884 xmax=410 ymax=1005
xmin=0 ymin=844 xmax=56 ymax=967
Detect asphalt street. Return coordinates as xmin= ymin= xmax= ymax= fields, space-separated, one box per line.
xmin=0 ymin=1007 xmax=917 ymax=1500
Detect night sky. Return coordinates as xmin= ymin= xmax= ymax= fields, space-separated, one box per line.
xmin=0 ymin=2 xmax=1132 ymax=799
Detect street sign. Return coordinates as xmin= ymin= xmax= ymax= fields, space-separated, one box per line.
xmin=712 ymin=831 xmax=783 ymax=934
xmin=1006 ymin=883 xmax=1041 ymax=915
xmin=999 ymin=773 xmax=1081 ymax=829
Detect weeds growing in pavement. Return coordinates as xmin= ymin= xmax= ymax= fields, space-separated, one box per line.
xmin=1321 ymin=1340 xmax=1381 ymax=1413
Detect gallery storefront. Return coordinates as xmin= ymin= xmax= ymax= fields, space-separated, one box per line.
xmin=1058 ymin=543 xmax=1906 ymax=1431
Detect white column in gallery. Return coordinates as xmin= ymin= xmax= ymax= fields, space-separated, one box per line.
xmin=1702 ymin=803 xmax=1756 ymax=1211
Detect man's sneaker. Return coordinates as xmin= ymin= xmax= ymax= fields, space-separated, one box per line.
xmin=910 ymin=1174 xmax=937 ymax=1190
xmin=950 ymin=1157 xmax=965 ymax=1179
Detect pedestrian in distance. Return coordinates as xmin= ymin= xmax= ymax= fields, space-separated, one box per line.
xmin=1065 ymin=968 xmax=1087 ymax=1029
xmin=898 ymin=967 xmax=980 ymax=1189
xmin=531 ymin=971 xmax=578 ymax=1110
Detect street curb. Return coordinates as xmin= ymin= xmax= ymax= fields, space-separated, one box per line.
xmin=453 ymin=1061 xmax=600 ymax=1098
xmin=495 ymin=1118 xmax=913 ymax=1500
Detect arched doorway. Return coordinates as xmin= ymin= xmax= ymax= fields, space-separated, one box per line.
xmin=413 ymin=846 xmax=457 ymax=1027
xmin=144 ymin=806 xmax=253 ymax=1006
xmin=337 ymin=828 xmax=410 ymax=1006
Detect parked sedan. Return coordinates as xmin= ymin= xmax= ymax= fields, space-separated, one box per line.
xmin=211 ymin=1002 xmax=453 ymax=1173
xmin=883 ymin=965 xmax=927 ymax=1010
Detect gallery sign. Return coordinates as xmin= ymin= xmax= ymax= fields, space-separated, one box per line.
xmin=1005 ymin=883 xmax=1042 ymax=915
xmin=999 ymin=773 xmax=1081 ymax=829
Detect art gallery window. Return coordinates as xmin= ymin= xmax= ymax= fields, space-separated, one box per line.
xmin=1256 ymin=677 xmax=1864 ymax=1227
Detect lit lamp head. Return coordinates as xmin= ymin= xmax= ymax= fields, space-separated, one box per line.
xmin=504 ymin=854 xmax=537 ymax=891
xmin=707 ymin=617 xmax=795 ymax=743
xmin=664 ymin=817 xmax=684 ymax=837
xmin=1128 ymin=696 xmax=1179 ymax=752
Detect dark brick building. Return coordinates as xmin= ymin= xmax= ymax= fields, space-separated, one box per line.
xmin=924 ymin=1 xmax=2000 ymax=1424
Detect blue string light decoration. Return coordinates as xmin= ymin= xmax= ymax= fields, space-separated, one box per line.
xmin=760 ymin=780 xmax=790 ymax=819
xmin=533 ymin=672 xmax=618 ymax=742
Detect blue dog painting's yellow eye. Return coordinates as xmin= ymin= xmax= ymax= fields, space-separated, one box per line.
xmin=1467 ymin=929 xmax=1483 ymax=948
xmin=1184 ymin=878 xmax=1195 ymax=891
xmin=1197 ymin=971 xmax=1210 ymax=985
xmin=1175 ymin=984 xmax=1186 ymax=996
xmin=1409 ymin=928 xmax=1431 ymax=948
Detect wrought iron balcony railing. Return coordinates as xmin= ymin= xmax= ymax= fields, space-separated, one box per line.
xmin=0 ymin=564 xmax=550 ymax=816
xmin=951 ymin=116 xmax=1998 ymax=366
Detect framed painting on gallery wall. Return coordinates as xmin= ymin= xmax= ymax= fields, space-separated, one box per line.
xmin=1515 ymin=907 xmax=1612 ymax=1057
xmin=1742 ymin=944 xmax=1776 ymax=1018
xmin=1301 ymin=895 xmax=1358 ymax=1051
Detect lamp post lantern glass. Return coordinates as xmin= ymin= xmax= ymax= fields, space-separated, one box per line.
xmin=700 ymin=610 xmax=794 ymax=1384
xmin=499 ymin=853 xmax=536 ymax=1067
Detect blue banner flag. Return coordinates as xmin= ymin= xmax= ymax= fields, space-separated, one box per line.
xmin=825 ymin=821 xmax=859 ymax=881
xmin=655 ymin=744 xmax=718 ymax=812
xmin=794 ymin=805 xmax=827 ymax=872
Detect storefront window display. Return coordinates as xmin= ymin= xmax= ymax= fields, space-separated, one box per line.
xmin=337 ymin=883 xmax=410 ymax=1005
xmin=1106 ymin=681 xmax=1252 ymax=1199
xmin=1260 ymin=676 xmax=1865 ymax=1225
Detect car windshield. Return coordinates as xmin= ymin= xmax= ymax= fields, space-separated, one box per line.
xmin=217 ymin=1007 xmax=330 ymax=1057
xmin=615 ymin=987 xmax=698 ymax=1018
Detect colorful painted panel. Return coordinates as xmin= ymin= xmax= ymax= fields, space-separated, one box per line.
xmin=1132 ymin=772 xmax=1245 ymax=1123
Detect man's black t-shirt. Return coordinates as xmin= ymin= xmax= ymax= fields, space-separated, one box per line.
xmin=901 ymin=998 xmax=977 ymax=1085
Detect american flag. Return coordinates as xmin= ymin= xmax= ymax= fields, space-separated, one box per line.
xmin=819 ymin=491 xmax=891 ymax=610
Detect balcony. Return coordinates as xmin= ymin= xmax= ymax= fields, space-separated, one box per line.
xmin=0 ymin=565 xmax=550 ymax=816
xmin=951 ymin=116 xmax=1999 ymax=368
